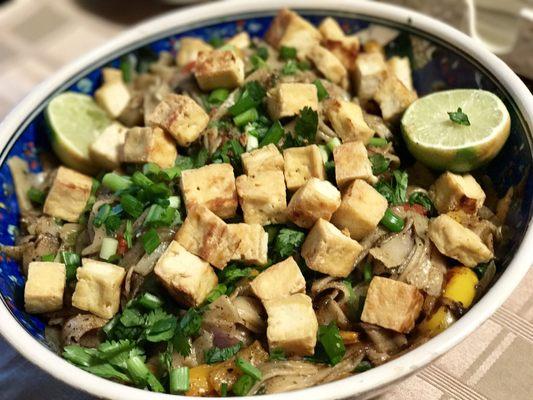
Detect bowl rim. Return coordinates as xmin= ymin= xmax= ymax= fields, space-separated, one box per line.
xmin=0 ymin=0 xmax=532 ymax=399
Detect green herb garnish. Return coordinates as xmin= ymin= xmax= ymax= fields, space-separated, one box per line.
xmin=448 ymin=107 xmax=470 ymax=126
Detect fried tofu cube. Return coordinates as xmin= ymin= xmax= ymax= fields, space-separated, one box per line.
xmin=331 ymin=179 xmax=388 ymax=240
xmin=228 ymin=223 xmax=268 ymax=266
xmin=387 ymin=56 xmax=413 ymax=91
xmin=194 ymin=50 xmax=245 ymax=91
xmin=43 ymin=166 xmax=93 ymax=223
xmin=374 ymin=75 xmax=417 ymax=123
xmin=121 ymin=126 xmax=177 ymax=168
xmin=318 ymin=17 xmax=345 ymax=40
xmin=322 ymin=36 xmax=360 ymax=72
xmin=180 ymin=163 xmax=238 ymax=219
xmin=24 ymin=262 xmax=65 ymax=314
xmin=333 ymin=141 xmax=375 ymax=186
xmin=431 ymin=172 xmax=486 ymax=214
xmin=301 ymin=219 xmax=363 ymax=278
xmin=287 ymin=178 xmax=341 ymax=228
xmin=175 ymin=205 xmax=239 ymax=269
xmin=71 ymin=259 xmax=126 ymax=319
xmin=263 ymin=293 xmax=318 ymax=356
xmin=236 ymin=171 xmax=287 ymax=225
xmin=89 ymin=122 xmax=127 ymax=170
xmin=226 ymin=32 xmax=251 ymax=49
xmin=94 ymin=68 xmax=131 ymax=118
xmin=353 ymin=52 xmax=387 ymax=102
xmin=324 ymin=99 xmax=374 ymax=144
xmin=266 ymin=83 xmax=318 ymax=120
xmin=176 ymin=37 xmax=213 ymax=67
xmin=147 ymin=94 xmax=209 ymax=147
xmin=154 ymin=241 xmax=218 ymax=307
xmin=307 ymin=45 xmax=349 ymax=89
xmin=283 ymin=145 xmax=326 ymax=191
xmin=251 ymin=257 xmax=305 ymax=301
xmin=265 ymin=9 xmax=322 ymax=58
xmin=361 ymin=277 xmax=424 ymax=333
xmin=428 ymin=214 xmax=493 ymax=267
xmin=241 ymin=144 xmax=284 ymax=176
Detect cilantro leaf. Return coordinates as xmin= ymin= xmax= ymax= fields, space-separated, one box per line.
xmin=82 ymin=363 xmax=131 ymax=383
xmin=229 ymin=81 xmax=266 ymax=116
xmin=205 ymin=342 xmax=242 ymax=364
xmin=447 ymin=107 xmax=470 ymax=126
xmin=408 ymin=192 xmax=434 ymax=213
xmin=294 ymin=107 xmax=318 ymax=142
xmin=369 ymin=154 xmax=390 ymax=175
xmin=269 ymin=348 xmax=286 ymax=361
xmin=375 ymin=170 xmax=408 ymax=205
xmin=317 ymin=322 xmax=346 ymax=366
xmin=274 ymin=228 xmax=306 ymax=259
xmin=217 ymin=263 xmax=254 ymax=295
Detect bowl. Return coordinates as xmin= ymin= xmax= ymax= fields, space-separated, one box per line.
xmin=0 ymin=0 xmax=531 ymax=399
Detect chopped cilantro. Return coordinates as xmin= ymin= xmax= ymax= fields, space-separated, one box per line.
xmin=447 ymin=107 xmax=470 ymax=126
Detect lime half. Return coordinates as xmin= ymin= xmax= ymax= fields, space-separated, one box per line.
xmin=46 ymin=92 xmax=111 ymax=173
xmin=401 ymin=89 xmax=510 ymax=172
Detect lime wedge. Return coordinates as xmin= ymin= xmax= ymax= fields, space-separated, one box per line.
xmin=401 ymin=89 xmax=510 ymax=172
xmin=46 ymin=92 xmax=111 ymax=173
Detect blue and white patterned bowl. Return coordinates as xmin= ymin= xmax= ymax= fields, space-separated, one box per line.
xmin=0 ymin=1 xmax=531 ymax=399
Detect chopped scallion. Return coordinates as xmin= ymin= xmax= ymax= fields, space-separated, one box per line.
xmin=259 ymin=121 xmax=284 ymax=147
xmin=368 ymin=137 xmax=388 ymax=147
xmin=124 ymin=220 xmax=133 ymax=248
xmin=235 ymin=357 xmax=262 ymax=380
xmin=246 ymin=134 xmax=259 ymax=152
xmin=93 ymin=204 xmax=111 ymax=228
xmin=132 ymin=171 xmax=154 ymax=189
xmin=102 ymin=173 xmax=132 ymax=192
xmin=314 ymin=79 xmax=329 ymax=101
xmin=380 ymin=208 xmax=405 ymax=232
xmin=208 ymin=88 xmax=230 ymax=105
xmin=41 ymin=254 xmax=56 ymax=262
xmin=100 ymin=238 xmax=118 ymax=260
xmin=141 ymin=228 xmax=160 ymax=254
xmin=363 ymin=263 xmax=373 ymax=283
xmin=280 ymin=46 xmax=297 ymax=60
xmin=233 ymin=107 xmax=259 ymax=127
xmin=318 ymin=145 xmax=329 ymax=164
xmin=169 ymin=367 xmax=189 ymax=394
xmin=137 ymin=292 xmax=163 ymax=310
xmin=120 ymin=194 xmax=144 ymax=218
xmin=126 ymin=355 xmax=150 ymax=386
xmin=27 ymin=187 xmax=46 ymax=204
xmin=232 ymin=374 xmax=254 ymax=396
xmin=326 ymin=137 xmax=341 ymax=152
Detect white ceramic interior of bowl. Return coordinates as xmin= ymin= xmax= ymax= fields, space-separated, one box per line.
xmin=0 ymin=0 xmax=531 ymax=399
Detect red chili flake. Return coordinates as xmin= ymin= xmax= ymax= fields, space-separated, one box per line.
xmin=117 ymin=234 xmax=128 ymax=255
xmin=403 ymin=203 xmax=427 ymax=216
xmin=183 ymin=60 xmax=196 ymax=73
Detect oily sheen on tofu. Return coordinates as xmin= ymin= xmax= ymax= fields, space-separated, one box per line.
xmin=283 ymin=145 xmax=326 ymax=191
xmin=121 ymin=126 xmax=177 ymax=169
xmin=241 ymin=144 xmax=284 ymax=176
xmin=24 ymin=262 xmax=66 ymax=314
xmin=333 ymin=141 xmax=375 ymax=186
xmin=250 ymin=257 xmax=305 ymax=301
xmin=324 ymin=99 xmax=374 ymax=144
xmin=227 ymin=223 xmax=269 ymax=266
xmin=431 ymin=172 xmax=486 ymax=214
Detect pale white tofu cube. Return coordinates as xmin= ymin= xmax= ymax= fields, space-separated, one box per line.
xmin=263 ymin=293 xmax=318 ymax=356
xmin=322 ymin=36 xmax=360 ymax=72
xmin=241 ymin=144 xmax=284 ymax=176
xmin=147 ymin=94 xmax=209 ymax=147
xmin=180 ymin=163 xmax=238 ymax=219
xmin=286 ymin=178 xmax=341 ymax=228
xmin=318 ymin=17 xmax=345 ymax=40
xmin=353 ymin=52 xmax=387 ymax=102
xmin=428 ymin=214 xmax=493 ymax=267
xmin=24 ymin=262 xmax=65 ymax=314
xmin=387 ymin=56 xmax=413 ymax=91
xmin=226 ymin=32 xmax=251 ymax=49
xmin=307 ymin=45 xmax=349 ymax=89
xmin=121 ymin=126 xmax=177 ymax=168
xmin=71 ymin=259 xmax=126 ymax=319
xmin=361 ymin=276 xmax=424 ymax=333
xmin=324 ymin=99 xmax=374 ymax=144
xmin=43 ymin=166 xmax=93 ymax=223
xmin=266 ymin=83 xmax=318 ymax=120
xmin=194 ymin=50 xmax=245 ymax=91
xmin=94 ymin=68 xmax=131 ymax=118
xmin=283 ymin=145 xmax=326 ymax=191
xmin=431 ymin=172 xmax=486 ymax=214
xmin=228 ymin=223 xmax=268 ymax=266
xmin=175 ymin=205 xmax=240 ymax=269
xmin=301 ymin=219 xmax=363 ymax=278
xmin=154 ymin=241 xmax=218 ymax=307
xmin=89 ymin=122 xmax=127 ymax=170
xmin=250 ymin=257 xmax=305 ymax=301
xmin=236 ymin=171 xmax=287 ymax=225
xmin=331 ymin=179 xmax=388 ymax=240
xmin=374 ymin=75 xmax=417 ymax=123
xmin=176 ymin=37 xmax=213 ymax=67
xmin=333 ymin=141 xmax=375 ymax=186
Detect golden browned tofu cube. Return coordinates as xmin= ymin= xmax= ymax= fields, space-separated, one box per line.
xmin=307 ymin=45 xmax=349 ymax=89
xmin=266 ymin=83 xmax=318 ymax=120
xmin=322 ymin=36 xmax=360 ymax=72
xmin=387 ymin=56 xmax=413 ymax=91
xmin=428 ymin=214 xmax=493 ymax=267
xmin=324 ymin=99 xmax=374 ymax=144
xmin=43 ymin=166 xmax=93 ymax=223
xmin=361 ymin=276 xmax=424 ymax=333
xmin=175 ymin=205 xmax=239 ymax=269
xmin=226 ymin=32 xmax=251 ymax=49
xmin=71 ymin=259 xmax=126 ymax=319
xmin=331 ymin=179 xmax=388 ymax=240
xmin=431 ymin=172 xmax=486 ymax=214
xmin=89 ymin=122 xmax=127 ymax=170
xmin=283 ymin=145 xmax=326 ymax=191
xmin=250 ymin=257 xmax=305 ymax=301
xmin=228 ymin=223 xmax=268 ymax=266
xmin=121 ymin=126 xmax=177 ymax=168
xmin=180 ymin=163 xmax=238 ymax=219
xmin=147 ymin=94 xmax=209 ymax=147
xmin=241 ymin=144 xmax=284 ymax=176
xmin=301 ymin=218 xmax=363 ymax=278
xmin=176 ymin=37 xmax=213 ymax=67
xmin=154 ymin=241 xmax=218 ymax=307
xmin=318 ymin=17 xmax=345 ymax=40
xmin=24 ymin=262 xmax=65 ymax=314
xmin=353 ymin=52 xmax=387 ymax=102
xmin=94 ymin=67 xmax=131 ymax=118
xmin=333 ymin=141 xmax=375 ymax=186
xmin=263 ymin=293 xmax=318 ymax=356
xmin=286 ymin=178 xmax=341 ymax=228
xmin=236 ymin=171 xmax=287 ymax=225
xmin=374 ymin=75 xmax=417 ymax=123
xmin=194 ymin=50 xmax=244 ymax=91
